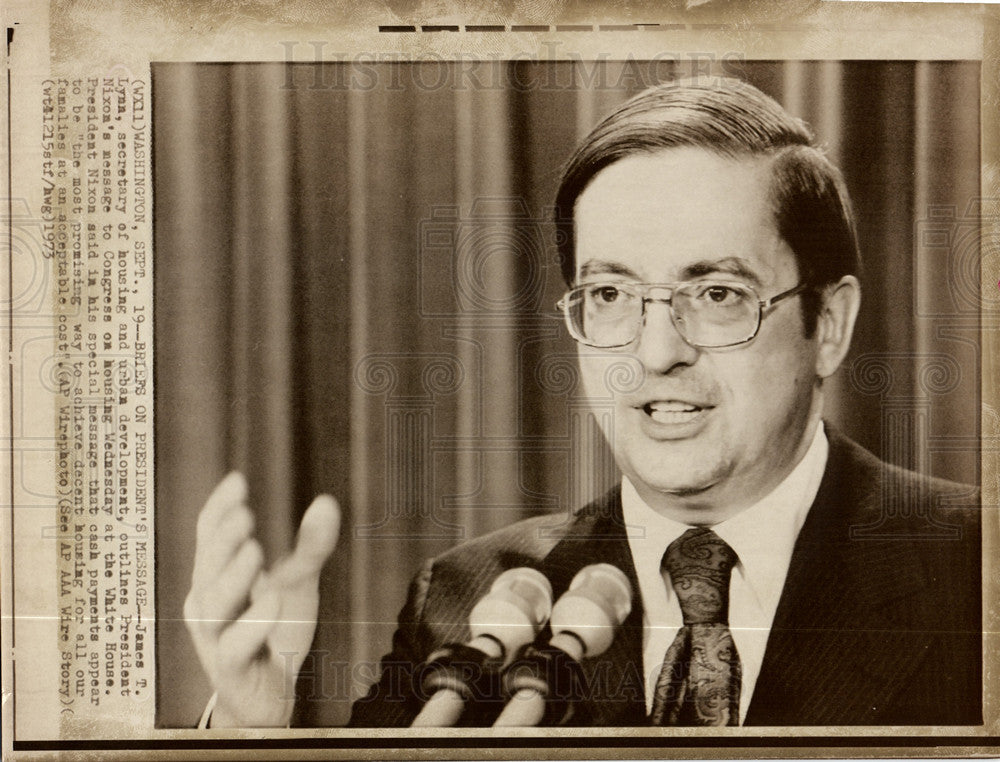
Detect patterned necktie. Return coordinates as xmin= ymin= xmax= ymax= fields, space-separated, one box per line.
xmin=649 ymin=527 xmax=741 ymax=726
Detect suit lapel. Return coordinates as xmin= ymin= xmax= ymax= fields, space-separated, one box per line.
xmin=745 ymin=431 xmax=935 ymax=726
xmin=537 ymin=487 xmax=648 ymax=726
xmin=533 ymin=432 xmax=942 ymax=727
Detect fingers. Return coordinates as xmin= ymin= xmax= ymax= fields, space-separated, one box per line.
xmin=186 ymin=481 xmax=339 ymax=706
xmin=199 ymin=539 xmax=265 ymax=636
xmin=193 ymin=472 xmax=255 ymax=585
xmin=198 ymin=471 xmax=248 ymax=537
xmin=187 ymin=472 xmax=261 ymax=657
xmin=216 ymin=585 xmax=282 ymax=676
xmin=185 ymin=544 xmax=265 ymax=660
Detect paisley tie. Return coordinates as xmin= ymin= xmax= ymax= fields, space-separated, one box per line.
xmin=649 ymin=527 xmax=741 ymax=726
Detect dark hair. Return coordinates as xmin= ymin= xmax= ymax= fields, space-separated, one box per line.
xmin=553 ymin=78 xmax=861 ymax=335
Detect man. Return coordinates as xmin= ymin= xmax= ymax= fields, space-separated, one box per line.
xmin=184 ymin=78 xmax=981 ymax=728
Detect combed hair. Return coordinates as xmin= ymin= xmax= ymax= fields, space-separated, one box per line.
xmin=554 ymin=78 xmax=861 ymax=335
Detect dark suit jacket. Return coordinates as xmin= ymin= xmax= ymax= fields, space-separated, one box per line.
xmin=348 ymin=429 xmax=982 ymax=727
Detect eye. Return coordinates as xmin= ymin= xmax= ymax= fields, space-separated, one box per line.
xmin=701 ymin=285 xmax=741 ymax=304
xmin=589 ymin=285 xmax=622 ymax=304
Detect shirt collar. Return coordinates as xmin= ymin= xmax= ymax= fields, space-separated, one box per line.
xmin=622 ymin=422 xmax=828 ymax=615
xmin=712 ymin=423 xmax=828 ymax=610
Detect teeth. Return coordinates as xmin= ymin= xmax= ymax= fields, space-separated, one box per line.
xmin=647 ymin=401 xmax=698 ymax=413
xmin=644 ymin=401 xmax=704 ymax=425
xmin=650 ymin=410 xmax=699 ymax=424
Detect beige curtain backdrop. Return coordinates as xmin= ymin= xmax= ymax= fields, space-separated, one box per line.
xmin=153 ymin=60 xmax=980 ymax=727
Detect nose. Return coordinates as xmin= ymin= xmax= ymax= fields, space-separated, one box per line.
xmin=634 ymin=299 xmax=700 ymax=374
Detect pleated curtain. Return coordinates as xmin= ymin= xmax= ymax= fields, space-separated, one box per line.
xmin=154 ymin=60 xmax=980 ymax=726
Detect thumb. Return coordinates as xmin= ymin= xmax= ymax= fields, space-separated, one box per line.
xmin=288 ymin=494 xmax=341 ymax=579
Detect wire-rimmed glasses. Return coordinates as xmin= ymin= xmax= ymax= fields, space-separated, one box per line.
xmin=557 ymin=280 xmax=808 ymax=349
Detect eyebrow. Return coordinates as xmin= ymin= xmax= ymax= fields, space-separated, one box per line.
xmin=577 ymin=257 xmax=765 ymax=286
xmin=680 ymin=258 xmax=764 ymax=287
xmin=577 ymin=260 xmax=641 ymax=280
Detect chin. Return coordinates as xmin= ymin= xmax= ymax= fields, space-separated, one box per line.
xmin=629 ymin=463 xmax=725 ymax=499
xmin=654 ymin=482 xmax=717 ymax=498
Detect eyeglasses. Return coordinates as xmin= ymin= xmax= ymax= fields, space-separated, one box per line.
xmin=557 ymin=280 xmax=808 ymax=349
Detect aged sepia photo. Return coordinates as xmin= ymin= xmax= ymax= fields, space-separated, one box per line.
xmin=4 ymin=2 xmax=998 ymax=758
xmin=154 ymin=59 xmax=983 ymax=731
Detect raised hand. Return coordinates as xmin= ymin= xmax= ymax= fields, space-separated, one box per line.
xmin=184 ymin=472 xmax=340 ymax=727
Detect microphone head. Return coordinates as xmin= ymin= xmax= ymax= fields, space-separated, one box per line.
xmin=549 ymin=563 xmax=632 ymax=658
xmin=468 ymin=567 xmax=553 ymax=664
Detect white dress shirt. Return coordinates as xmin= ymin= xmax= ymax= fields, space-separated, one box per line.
xmin=622 ymin=422 xmax=828 ymax=724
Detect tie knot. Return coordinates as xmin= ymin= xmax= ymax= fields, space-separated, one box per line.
xmin=662 ymin=527 xmax=738 ymax=625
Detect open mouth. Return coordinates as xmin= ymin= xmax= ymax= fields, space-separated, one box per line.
xmin=641 ymin=401 xmax=709 ymax=424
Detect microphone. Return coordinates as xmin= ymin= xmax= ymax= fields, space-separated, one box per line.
xmin=410 ymin=567 xmax=553 ymax=727
xmin=493 ymin=563 xmax=632 ymax=727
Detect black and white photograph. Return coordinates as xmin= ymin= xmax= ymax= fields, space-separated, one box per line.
xmin=154 ymin=59 xmax=984 ymax=731
xmin=3 ymin=1 xmax=998 ymax=758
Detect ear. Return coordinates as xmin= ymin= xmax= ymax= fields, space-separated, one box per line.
xmin=814 ymin=275 xmax=861 ymax=379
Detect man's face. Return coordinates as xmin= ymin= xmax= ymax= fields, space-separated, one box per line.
xmin=573 ymin=147 xmax=823 ymax=524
